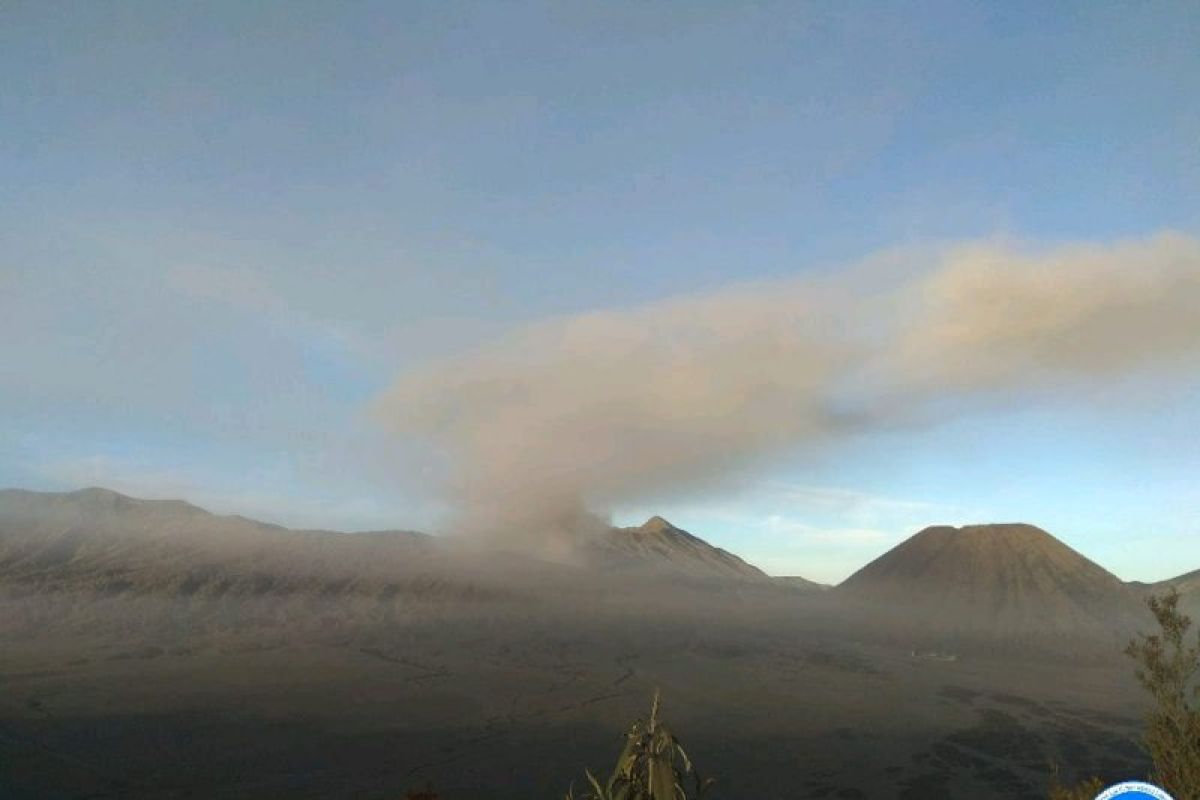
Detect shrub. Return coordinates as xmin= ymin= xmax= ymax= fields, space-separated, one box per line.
xmin=1124 ymin=589 xmax=1200 ymax=798
xmin=566 ymin=691 xmax=713 ymax=800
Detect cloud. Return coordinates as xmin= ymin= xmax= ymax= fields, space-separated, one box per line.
xmin=373 ymin=231 xmax=1200 ymax=548
xmin=758 ymin=482 xmax=952 ymax=522
xmin=891 ymin=231 xmax=1200 ymax=393
xmin=375 ymin=277 xmax=866 ymax=544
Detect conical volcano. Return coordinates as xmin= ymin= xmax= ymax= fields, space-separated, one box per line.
xmin=838 ymin=523 xmax=1146 ymax=638
xmin=590 ymin=516 xmax=769 ymax=582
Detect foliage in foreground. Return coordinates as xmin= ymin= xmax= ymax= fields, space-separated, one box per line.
xmin=1047 ymin=770 xmax=1103 ymax=800
xmin=566 ymin=691 xmax=713 ymax=800
xmin=1124 ymin=589 xmax=1200 ymax=799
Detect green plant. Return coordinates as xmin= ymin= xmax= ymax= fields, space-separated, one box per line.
xmin=1124 ymin=589 xmax=1200 ymax=798
xmin=566 ymin=691 xmax=713 ymax=800
xmin=1047 ymin=765 xmax=1102 ymax=800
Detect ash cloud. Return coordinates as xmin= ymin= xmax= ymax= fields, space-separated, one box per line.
xmin=374 ymin=232 xmax=1200 ymax=549
xmin=892 ymin=232 xmax=1200 ymax=392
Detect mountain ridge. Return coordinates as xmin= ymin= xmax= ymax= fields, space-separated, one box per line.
xmin=1132 ymin=566 xmax=1200 ymax=619
xmin=0 ymin=487 xmax=808 ymax=596
xmin=1 ymin=488 xmax=1188 ymax=633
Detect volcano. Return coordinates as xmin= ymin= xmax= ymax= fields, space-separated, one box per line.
xmin=837 ymin=523 xmax=1148 ymax=639
xmin=0 ymin=489 xmax=793 ymax=602
xmin=590 ymin=516 xmax=771 ymax=582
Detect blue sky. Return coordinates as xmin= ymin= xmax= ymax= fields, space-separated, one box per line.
xmin=3 ymin=1 xmax=1198 ymax=583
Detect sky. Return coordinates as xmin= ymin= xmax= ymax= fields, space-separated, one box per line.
xmin=2 ymin=1 xmax=1198 ymax=583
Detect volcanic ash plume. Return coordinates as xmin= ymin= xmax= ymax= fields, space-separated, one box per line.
xmin=374 ymin=232 xmax=1200 ymax=549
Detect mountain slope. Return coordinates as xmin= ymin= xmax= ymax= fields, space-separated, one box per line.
xmin=589 ymin=516 xmax=770 ymax=582
xmin=0 ymin=487 xmax=454 ymax=599
xmin=1133 ymin=567 xmax=1200 ymax=595
xmin=0 ymin=489 xmax=794 ymax=600
xmin=838 ymin=523 xmax=1147 ymax=638
xmin=1132 ymin=567 xmax=1200 ymax=619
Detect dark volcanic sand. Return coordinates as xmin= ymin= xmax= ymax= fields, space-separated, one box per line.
xmin=0 ymin=603 xmax=1150 ymax=799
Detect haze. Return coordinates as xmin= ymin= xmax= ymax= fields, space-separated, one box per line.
xmin=5 ymin=2 xmax=1199 ymax=582
xmin=4 ymin=5 xmax=1200 ymax=798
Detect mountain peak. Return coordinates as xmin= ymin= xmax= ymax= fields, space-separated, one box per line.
xmin=73 ymin=486 xmax=129 ymax=498
xmin=639 ymin=515 xmax=677 ymax=534
xmin=67 ymin=486 xmax=210 ymax=516
xmin=844 ymin=522 xmax=1115 ymax=588
xmin=70 ymin=486 xmax=136 ymax=506
xmin=588 ymin=518 xmax=769 ymax=583
xmin=923 ymin=522 xmax=1049 ymax=536
xmin=838 ymin=521 xmax=1143 ymax=636
xmin=908 ymin=522 xmax=1057 ymax=549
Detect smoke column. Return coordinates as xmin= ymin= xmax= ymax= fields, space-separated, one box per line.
xmin=375 ymin=232 xmax=1200 ymax=550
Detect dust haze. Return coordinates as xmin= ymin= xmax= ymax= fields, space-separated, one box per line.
xmin=376 ymin=232 xmax=1200 ymax=548
xmin=3 ymin=486 xmax=1179 ymax=798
